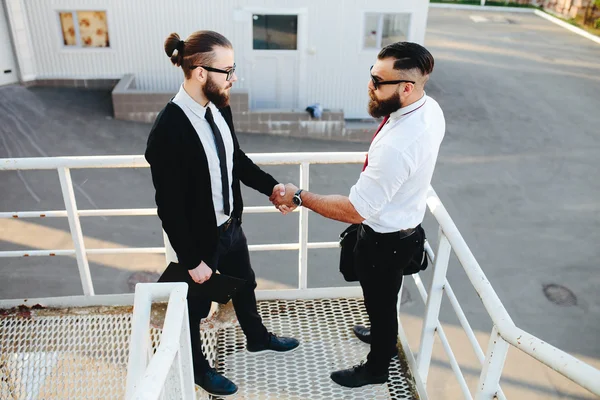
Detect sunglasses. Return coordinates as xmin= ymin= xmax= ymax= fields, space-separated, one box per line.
xmin=370 ymin=65 xmax=415 ymax=90
xmin=190 ymin=63 xmax=236 ymax=81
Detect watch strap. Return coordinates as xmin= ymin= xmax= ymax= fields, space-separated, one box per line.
xmin=294 ymin=189 xmax=304 ymax=206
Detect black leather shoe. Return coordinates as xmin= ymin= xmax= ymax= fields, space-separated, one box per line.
xmin=247 ymin=332 xmax=300 ymax=353
xmin=195 ymin=367 xmax=238 ymax=397
xmin=353 ymin=325 xmax=371 ymax=344
xmin=330 ymin=362 xmax=388 ymax=388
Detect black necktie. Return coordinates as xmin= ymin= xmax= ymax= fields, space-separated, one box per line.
xmin=204 ymin=107 xmax=230 ymax=216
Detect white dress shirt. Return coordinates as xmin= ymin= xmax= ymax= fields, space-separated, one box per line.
xmin=172 ymin=84 xmax=234 ymax=226
xmin=349 ymin=93 xmax=446 ymax=233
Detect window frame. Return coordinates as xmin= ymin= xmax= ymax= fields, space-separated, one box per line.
xmin=361 ymin=11 xmax=413 ymax=51
xmin=243 ymin=8 xmax=306 ymax=55
xmin=251 ymin=13 xmax=299 ymax=51
xmin=56 ymin=9 xmax=112 ymax=51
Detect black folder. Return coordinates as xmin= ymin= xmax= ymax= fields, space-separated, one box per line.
xmin=158 ymin=262 xmax=247 ymax=304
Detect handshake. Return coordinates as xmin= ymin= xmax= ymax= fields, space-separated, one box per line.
xmin=270 ymin=183 xmax=301 ymax=215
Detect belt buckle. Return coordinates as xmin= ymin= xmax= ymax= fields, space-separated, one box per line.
xmin=399 ymin=228 xmax=415 ymax=238
xmin=223 ymin=217 xmax=233 ymax=231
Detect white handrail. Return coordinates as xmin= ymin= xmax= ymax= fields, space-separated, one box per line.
xmin=1 ymin=153 xmax=599 ymax=398
xmin=424 ymin=187 xmax=600 ymax=395
xmin=0 ymin=152 xmax=365 ymax=170
xmin=125 ymin=282 xmax=194 ymax=400
xmin=417 ymin=245 xmax=509 ymax=399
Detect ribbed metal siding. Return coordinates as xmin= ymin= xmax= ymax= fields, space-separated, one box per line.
xmin=23 ymin=0 xmax=428 ymax=118
xmin=302 ymin=0 xmax=429 ymax=118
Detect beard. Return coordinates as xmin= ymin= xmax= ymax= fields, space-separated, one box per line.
xmin=368 ymin=90 xmax=402 ymax=118
xmin=203 ymin=75 xmax=232 ymax=108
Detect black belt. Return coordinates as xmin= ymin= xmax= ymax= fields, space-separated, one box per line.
xmin=359 ymin=224 xmax=416 ymax=242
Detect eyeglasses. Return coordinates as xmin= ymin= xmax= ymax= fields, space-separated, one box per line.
xmin=370 ymin=66 xmax=415 ymax=90
xmin=190 ymin=63 xmax=236 ymax=81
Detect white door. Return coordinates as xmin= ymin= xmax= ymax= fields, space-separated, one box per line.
xmin=0 ymin=3 xmax=18 ymax=86
xmin=247 ymin=12 xmax=304 ymax=110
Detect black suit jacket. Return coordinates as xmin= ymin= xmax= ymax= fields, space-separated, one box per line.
xmin=145 ymin=102 xmax=277 ymax=271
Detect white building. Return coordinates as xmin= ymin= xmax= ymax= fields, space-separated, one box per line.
xmin=1 ymin=0 xmax=430 ymax=121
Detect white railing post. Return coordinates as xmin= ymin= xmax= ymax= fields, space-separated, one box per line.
xmin=126 ymin=284 xmax=152 ymax=398
xmin=476 ymin=326 xmax=509 ymax=400
xmin=416 ymin=228 xmax=452 ymax=385
xmin=57 ymin=167 xmax=95 ymax=296
xmin=126 ymin=283 xmax=193 ymax=400
xmin=298 ymin=162 xmax=310 ymax=289
xmin=178 ymin=303 xmax=195 ymax=399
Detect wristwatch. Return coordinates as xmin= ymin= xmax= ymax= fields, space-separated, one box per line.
xmin=292 ymin=189 xmax=304 ymax=207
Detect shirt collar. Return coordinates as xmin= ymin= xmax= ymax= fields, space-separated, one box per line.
xmin=389 ymin=91 xmax=427 ymax=121
xmin=173 ymin=84 xmax=214 ymax=120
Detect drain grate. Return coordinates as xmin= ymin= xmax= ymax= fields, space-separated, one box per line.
xmin=543 ymin=284 xmax=577 ymax=306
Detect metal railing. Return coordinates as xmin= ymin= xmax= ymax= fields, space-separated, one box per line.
xmin=0 ymin=154 xmax=359 ymax=295
xmin=125 ymin=282 xmax=194 ymax=400
xmin=407 ymin=189 xmax=600 ymax=399
xmin=1 ymin=153 xmax=600 ymax=399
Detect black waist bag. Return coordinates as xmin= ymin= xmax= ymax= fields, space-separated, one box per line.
xmin=339 ymin=224 xmax=360 ymax=282
xmin=339 ymin=224 xmax=428 ymax=282
xmin=403 ymin=225 xmax=428 ymax=275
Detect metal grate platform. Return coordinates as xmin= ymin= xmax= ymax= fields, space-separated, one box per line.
xmin=1 ymin=305 xmax=135 ymax=399
xmin=213 ymin=298 xmax=418 ymax=400
xmin=0 ymin=298 xmax=418 ymax=400
xmin=0 ymin=304 xmax=218 ymax=399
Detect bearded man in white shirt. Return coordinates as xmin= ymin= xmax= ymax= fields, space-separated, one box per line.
xmin=274 ymin=42 xmax=445 ymax=388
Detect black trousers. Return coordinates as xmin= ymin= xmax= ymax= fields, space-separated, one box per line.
xmin=354 ymin=224 xmax=421 ymax=374
xmin=187 ymin=219 xmax=269 ymax=375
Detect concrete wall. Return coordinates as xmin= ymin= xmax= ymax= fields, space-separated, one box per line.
xmin=17 ymin=74 xmax=377 ymax=142
xmin=111 ymin=74 xmax=375 ymax=142
xmin=25 ymin=78 xmax=119 ymax=90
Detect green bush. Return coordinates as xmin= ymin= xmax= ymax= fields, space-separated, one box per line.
xmin=595 ymin=18 xmax=600 ymax=29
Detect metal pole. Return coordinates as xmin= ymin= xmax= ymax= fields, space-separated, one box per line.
xmin=411 ymin=275 xmax=474 ymax=400
xmin=178 ymin=304 xmax=195 ymax=399
xmin=298 ymin=162 xmax=310 ymax=289
xmin=57 ymin=167 xmax=95 ymax=296
xmin=416 ymin=228 xmax=452 ymax=385
xmin=476 ymin=326 xmax=509 ymax=400
xmin=126 ymin=285 xmax=152 ymax=398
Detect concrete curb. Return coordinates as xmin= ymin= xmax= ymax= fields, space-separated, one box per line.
xmin=429 ymin=3 xmax=536 ymax=12
xmin=533 ymin=9 xmax=600 ymax=45
xmin=428 ymin=3 xmax=600 ymax=46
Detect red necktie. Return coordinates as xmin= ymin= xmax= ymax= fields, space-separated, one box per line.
xmin=362 ymin=115 xmax=389 ymax=171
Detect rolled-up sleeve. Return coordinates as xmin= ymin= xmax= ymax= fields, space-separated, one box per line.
xmin=349 ymin=146 xmax=413 ymax=221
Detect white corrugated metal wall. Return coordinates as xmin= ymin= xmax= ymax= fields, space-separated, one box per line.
xmin=22 ymin=0 xmax=428 ymax=118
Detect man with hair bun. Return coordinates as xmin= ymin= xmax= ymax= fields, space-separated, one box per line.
xmin=145 ymin=30 xmax=299 ymax=397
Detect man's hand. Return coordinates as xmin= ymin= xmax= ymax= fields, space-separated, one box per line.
xmin=188 ymin=261 xmax=213 ymax=284
xmin=269 ymin=183 xmax=286 ymax=202
xmin=270 ymin=183 xmax=296 ymax=215
xmin=281 ymin=183 xmax=299 ymax=206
